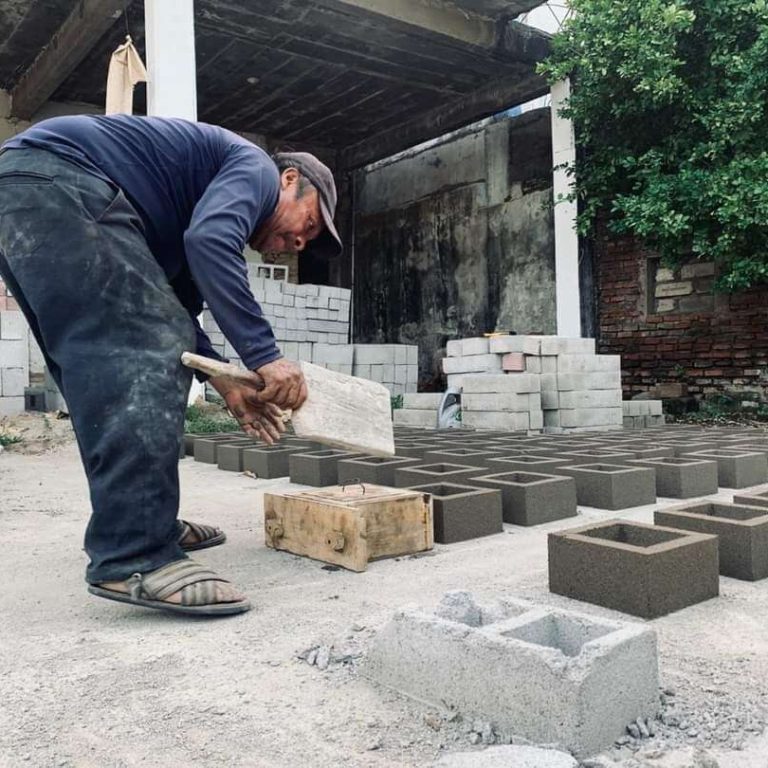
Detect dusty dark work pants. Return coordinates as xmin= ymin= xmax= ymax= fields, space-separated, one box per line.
xmin=0 ymin=148 xmax=196 ymax=584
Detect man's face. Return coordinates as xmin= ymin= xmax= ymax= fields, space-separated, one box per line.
xmin=251 ymin=168 xmax=323 ymax=255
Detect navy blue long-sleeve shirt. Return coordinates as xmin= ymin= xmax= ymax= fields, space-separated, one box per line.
xmin=3 ymin=114 xmax=282 ymax=371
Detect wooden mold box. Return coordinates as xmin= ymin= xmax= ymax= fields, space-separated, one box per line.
xmin=264 ymin=484 xmax=433 ymax=571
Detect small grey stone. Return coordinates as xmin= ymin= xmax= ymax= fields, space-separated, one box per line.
xmin=469 ymin=733 xmax=482 ymax=745
xmin=627 ymin=723 xmax=641 ymax=739
xmin=687 ymin=729 xmax=699 ymax=737
xmin=647 ymin=718 xmax=656 ymax=737
xmin=315 ymin=646 xmax=331 ymax=670
xmin=306 ymin=648 xmax=318 ymax=666
xmin=636 ymin=718 xmax=650 ymax=739
xmin=366 ymin=737 xmax=382 ymax=751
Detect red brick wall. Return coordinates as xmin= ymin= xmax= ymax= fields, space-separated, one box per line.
xmin=0 ymin=276 xmax=19 ymax=310
xmin=596 ymin=233 xmax=768 ymax=400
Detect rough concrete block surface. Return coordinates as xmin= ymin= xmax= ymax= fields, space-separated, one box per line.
xmin=560 ymin=389 xmax=623 ymax=409
xmin=435 ymin=746 xmax=577 ymax=768
xmin=442 ymin=355 xmax=503 ymax=375
xmin=216 ymin=441 xmax=255 ymax=472
xmin=488 ymin=335 xmax=541 ymax=355
xmin=462 ymin=393 xmax=532 ymax=412
xmin=446 ymin=339 xmax=463 ymax=357
xmin=393 ymin=463 xmax=488 ymax=488
xmin=501 ymin=353 xmax=525 ymax=371
xmin=401 ymin=393 xmax=443 ymax=410
xmin=337 ymin=456 xmax=420 ymax=486
xmin=559 ymin=407 xmax=624 ymax=428
xmin=682 ymin=450 xmax=768 ymax=488
xmin=393 ymin=409 xmax=437 ymax=428
xmin=0 ymin=395 xmax=24 ymax=416
xmin=628 ymin=457 xmax=718 ymax=498
xmin=485 ymin=455 xmax=571 ymax=474
xmin=0 ymin=310 xmax=28 ymax=340
xmin=408 ymin=483 xmax=503 ymax=543
xmin=549 ymin=520 xmax=719 ymax=618
xmin=655 ymin=501 xmax=768 ymax=580
xmin=288 ymin=450 xmax=364 ymax=486
xmin=394 ymin=442 xmax=445 ymax=459
xmin=193 ymin=435 xmax=246 ymax=464
xmin=462 ymin=374 xmax=540 ymax=394
xmin=734 ymin=489 xmax=768 ymax=508
xmin=460 ymin=337 xmax=490 ymax=356
xmin=470 ymin=471 xmax=577 ymax=526
xmin=365 ymin=591 xmax=659 ymax=758
xmin=554 ymin=463 xmax=656 ymax=509
xmin=462 ymin=411 xmax=530 ymax=431
xmin=539 ymin=336 xmax=597 ymax=356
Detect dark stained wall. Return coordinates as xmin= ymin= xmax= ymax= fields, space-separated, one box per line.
xmin=352 ymin=108 xmax=555 ymax=389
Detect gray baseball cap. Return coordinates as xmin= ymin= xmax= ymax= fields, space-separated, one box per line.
xmin=273 ymin=151 xmax=342 ymax=259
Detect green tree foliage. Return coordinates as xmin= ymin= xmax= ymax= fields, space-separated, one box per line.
xmin=540 ymin=0 xmax=768 ymax=289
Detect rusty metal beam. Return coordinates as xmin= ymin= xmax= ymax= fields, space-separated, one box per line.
xmin=10 ymin=0 xmax=132 ymax=120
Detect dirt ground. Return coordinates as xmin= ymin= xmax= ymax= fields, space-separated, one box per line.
xmin=2 ymin=426 xmax=768 ymax=768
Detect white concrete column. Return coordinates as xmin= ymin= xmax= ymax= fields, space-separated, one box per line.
xmin=551 ymin=78 xmax=582 ymax=337
xmin=144 ymin=0 xmax=197 ymax=120
xmin=144 ymin=0 xmax=203 ymax=403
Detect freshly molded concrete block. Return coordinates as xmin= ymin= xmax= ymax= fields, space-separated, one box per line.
xmin=337 ymin=456 xmax=421 ymax=486
xmin=470 ymin=471 xmax=577 ymax=526
xmin=408 ymin=483 xmax=503 ymax=543
xmin=682 ymin=450 xmax=768 ymax=489
xmin=655 ymin=502 xmax=768 ymax=580
xmin=422 ymin=448 xmax=502 ymax=467
xmin=549 ymin=520 xmax=719 ymax=618
xmin=365 ymin=591 xmax=659 ymax=758
xmin=242 ymin=443 xmax=315 ymax=478
xmin=217 ymin=441 xmax=255 ymax=472
xmin=288 ymin=450 xmax=364 ymax=486
xmin=394 ymin=442 xmax=445 ymax=459
xmin=193 ymin=435 xmax=246 ymax=464
xmin=734 ymin=490 xmax=768 ymax=508
xmin=394 ymin=463 xmax=487 ymax=488
xmin=628 ymin=457 xmax=718 ymax=498
xmin=554 ymin=464 xmax=656 ymax=510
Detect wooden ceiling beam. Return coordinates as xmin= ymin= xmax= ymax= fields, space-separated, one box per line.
xmin=10 ymin=0 xmax=132 ymax=120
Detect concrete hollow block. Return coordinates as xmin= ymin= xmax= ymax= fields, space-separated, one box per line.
xmin=395 ymin=442 xmax=451 ymax=460
xmin=553 ymin=464 xmax=657 ymax=510
xmin=393 ymin=463 xmax=488 ymax=488
xmin=364 ymin=591 xmax=659 ymax=758
xmin=628 ymin=457 xmax=719 ymax=498
xmin=682 ymin=450 xmax=768 ymax=489
xmin=337 ymin=456 xmax=421 ymax=487
xmin=734 ymin=489 xmax=768 ymax=508
xmin=216 ymin=441 xmax=255 ymax=472
xmin=193 ymin=434 xmax=247 ymax=464
xmin=655 ymin=501 xmax=768 ymax=580
xmin=288 ymin=450 xmax=365 ymax=486
xmin=469 ymin=471 xmax=578 ymax=526
xmin=548 ymin=520 xmax=719 ymax=618
xmin=408 ymin=483 xmax=504 ymax=543
xmin=242 ymin=443 xmax=316 ymax=479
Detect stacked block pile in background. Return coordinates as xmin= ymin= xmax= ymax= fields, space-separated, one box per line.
xmin=442 ymin=335 xmax=664 ymax=433
xmin=203 ymin=270 xmax=417 ymax=396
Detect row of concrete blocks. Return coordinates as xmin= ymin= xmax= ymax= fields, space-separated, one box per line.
xmin=446 ymin=335 xmax=596 ymax=358
xmin=549 ymin=492 xmax=768 ymax=620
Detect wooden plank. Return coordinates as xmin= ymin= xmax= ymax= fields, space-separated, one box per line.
xmin=10 ymin=0 xmax=133 ymax=120
xmin=341 ymin=72 xmax=549 ymax=169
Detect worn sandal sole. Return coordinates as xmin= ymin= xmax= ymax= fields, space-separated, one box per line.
xmin=180 ymin=531 xmax=227 ymax=552
xmin=87 ymin=585 xmax=251 ymax=616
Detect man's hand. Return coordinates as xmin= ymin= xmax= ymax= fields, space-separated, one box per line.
xmin=209 ymin=375 xmax=286 ymax=444
xmin=255 ymin=358 xmax=308 ymax=410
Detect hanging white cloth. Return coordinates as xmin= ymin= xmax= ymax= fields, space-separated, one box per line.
xmin=105 ymin=35 xmax=147 ymax=115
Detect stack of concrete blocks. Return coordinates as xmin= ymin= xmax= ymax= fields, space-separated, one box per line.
xmin=623 ymin=400 xmax=665 ymax=429
xmin=393 ymin=393 xmax=442 ymax=428
xmin=202 ymin=269 xmax=419 ymax=396
xmin=442 ymin=335 xmax=637 ymax=433
xmin=352 ymin=344 xmax=418 ymax=396
xmin=461 ymin=374 xmax=543 ymax=431
xmin=0 ymin=310 xmax=29 ymax=416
